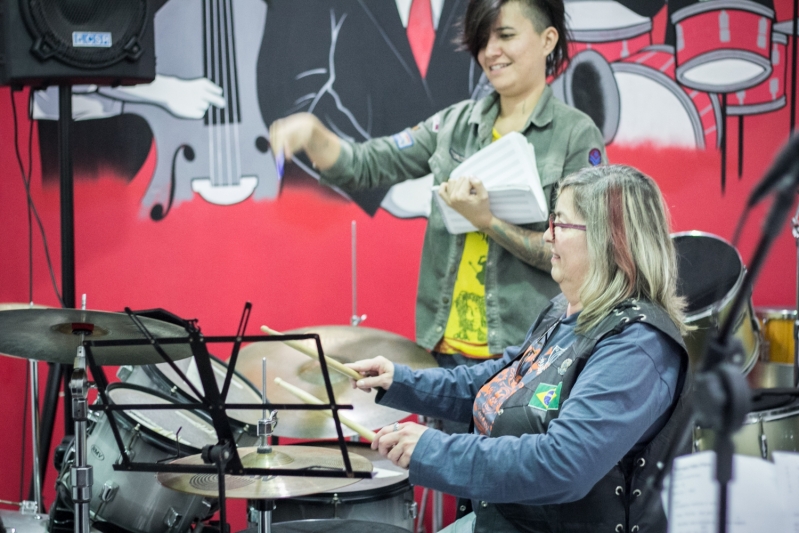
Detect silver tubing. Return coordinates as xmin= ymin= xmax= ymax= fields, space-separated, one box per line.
xmin=350 ymin=220 xmax=366 ymax=326
xmin=71 ymin=344 xmax=92 ymax=533
xmin=29 ymin=359 xmax=42 ymax=513
xmin=432 ymin=490 xmax=443 ymax=532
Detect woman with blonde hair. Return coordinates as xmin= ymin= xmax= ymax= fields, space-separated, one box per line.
xmin=350 ymin=165 xmax=692 ymax=533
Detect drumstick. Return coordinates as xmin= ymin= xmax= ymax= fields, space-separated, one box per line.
xmin=274 ymin=377 xmax=376 ymax=442
xmin=260 ymin=325 xmax=363 ymax=381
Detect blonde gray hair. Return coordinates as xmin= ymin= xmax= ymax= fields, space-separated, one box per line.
xmin=558 ymin=165 xmax=688 ymax=335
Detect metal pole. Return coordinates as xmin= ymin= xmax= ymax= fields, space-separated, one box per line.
xmin=29 ymin=359 xmax=43 ymax=512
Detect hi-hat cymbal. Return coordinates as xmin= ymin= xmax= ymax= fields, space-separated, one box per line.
xmin=0 ymin=308 xmax=194 ymax=365
xmin=157 ymin=445 xmax=372 ymax=499
xmin=237 ymin=326 xmax=436 ymax=439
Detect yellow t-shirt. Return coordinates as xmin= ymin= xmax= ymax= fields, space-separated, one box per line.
xmin=436 ymin=128 xmax=503 ymax=358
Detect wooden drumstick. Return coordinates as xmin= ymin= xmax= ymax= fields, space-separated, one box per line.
xmin=260 ymin=325 xmax=363 ymax=381
xmin=274 ymin=377 xmax=377 ymax=442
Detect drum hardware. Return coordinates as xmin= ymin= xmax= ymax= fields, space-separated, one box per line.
xmin=792 ymin=197 xmax=799 ymax=387
xmin=350 ymin=220 xmax=367 ymax=327
xmin=238 ymin=325 xmax=435 ymax=439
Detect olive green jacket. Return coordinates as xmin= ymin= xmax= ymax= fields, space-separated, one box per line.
xmin=321 ymin=86 xmax=606 ymax=352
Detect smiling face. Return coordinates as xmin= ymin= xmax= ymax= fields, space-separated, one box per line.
xmin=543 ymin=187 xmax=590 ymax=309
xmin=476 ymin=1 xmax=557 ymax=99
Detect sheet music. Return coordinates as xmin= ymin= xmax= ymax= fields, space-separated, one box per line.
xmin=668 ymin=451 xmax=789 ymax=533
xmin=774 ymin=452 xmax=799 ymax=532
xmin=431 ymin=132 xmax=547 ymax=234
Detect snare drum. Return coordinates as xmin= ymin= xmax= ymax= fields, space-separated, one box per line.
xmin=272 ymin=443 xmax=416 ymax=531
xmin=672 ymin=232 xmax=760 ymax=373
xmin=118 ymin=354 xmax=263 ymax=446
xmin=671 ymin=0 xmax=775 ymax=93
xmin=611 ymin=46 xmax=722 ymax=149
xmin=566 ymin=0 xmax=653 ymax=63
xmin=60 ymin=384 xmax=218 ymax=533
xmin=694 ymin=397 xmax=799 ymax=460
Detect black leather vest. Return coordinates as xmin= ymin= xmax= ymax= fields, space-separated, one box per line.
xmin=473 ymin=295 xmax=692 ymax=533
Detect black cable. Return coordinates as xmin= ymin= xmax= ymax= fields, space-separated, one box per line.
xmin=10 ymin=89 xmax=64 ymax=306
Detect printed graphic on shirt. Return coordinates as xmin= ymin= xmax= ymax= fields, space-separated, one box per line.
xmin=473 ymin=363 xmax=526 ymax=436
xmin=392 ymin=129 xmax=415 ymax=149
xmin=589 ymin=148 xmax=602 ymax=166
xmin=431 ymin=113 xmax=440 ymax=132
xmin=439 ymin=232 xmax=490 ymax=357
xmin=529 ymin=382 xmax=563 ymax=411
xmin=528 ymin=345 xmax=566 ymax=378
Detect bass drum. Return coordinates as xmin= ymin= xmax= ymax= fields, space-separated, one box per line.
xmin=118 ymin=354 xmax=263 ymax=446
xmin=59 ymin=384 xmax=218 ymax=533
xmin=672 ymin=231 xmax=760 ymax=373
xmin=272 ymin=442 xmax=417 ymax=531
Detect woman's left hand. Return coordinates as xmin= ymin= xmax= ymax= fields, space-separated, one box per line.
xmin=438 ymin=176 xmax=494 ymax=230
xmin=372 ymin=422 xmax=430 ymax=469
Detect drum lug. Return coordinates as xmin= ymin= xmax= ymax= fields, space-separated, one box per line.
xmin=100 ymin=481 xmax=118 ymax=503
xmin=331 ymin=494 xmax=341 ymax=518
xmin=163 ymin=507 xmax=183 ymax=530
xmin=407 ymin=500 xmax=419 ymax=520
xmin=758 ymin=416 xmax=769 ymax=460
xmin=116 ymin=365 xmax=134 ymax=382
xmin=692 ymin=426 xmax=701 ymax=453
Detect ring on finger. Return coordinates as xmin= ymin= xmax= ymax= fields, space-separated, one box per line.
xmin=393 ymin=422 xmax=400 ymax=432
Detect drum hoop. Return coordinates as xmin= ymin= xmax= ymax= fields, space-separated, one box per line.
xmin=728 ymin=97 xmax=787 ymax=116
xmin=671 ymin=231 xmax=746 ymax=320
xmin=772 ymin=32 xmax=789 ymax=45
xmin=612 ymin=59 xmax=705 ymax=149
xmin=745 ymin=403 xmax=799 ymax=423
xmin=104 ymin=382 xmax=212 ymax=454
xmin=676 ymin=51 xmax=772 ymax=94
xmin=671 ymin=0 xmax=775 ymax=24
xmin=757 ymin=308 xmax=798 ymax=321
xmin=570 ymin=21 xmax=652 ymax=43
xmin=286 ymin=479 xmax=412 ymax=504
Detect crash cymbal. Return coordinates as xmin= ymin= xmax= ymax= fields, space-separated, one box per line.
xmin=0 ymin=303 xmax=52 ymax=311
xmin=157 ymin=445 xmax=372 ymax=499
xmin=237 ymin=326 xmax=436 ymax=439
xmin=0 ymin=308 xmax=193 ymax=365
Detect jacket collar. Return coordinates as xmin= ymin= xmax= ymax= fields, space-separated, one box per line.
xmin=469 ymin=85 xmax=555 ymax=142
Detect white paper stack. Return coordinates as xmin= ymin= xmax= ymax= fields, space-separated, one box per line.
xmin=667 ymin=451 xmax=797 ymax=533
xmin=431 ymin=132 xmax=547 ymax=234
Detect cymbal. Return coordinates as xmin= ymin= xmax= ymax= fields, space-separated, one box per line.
xmin=0 ymin=308 xmax=194 ymax=365
xmin=157 ymin=445 xmax=372 ymax=499
xmin=236 ymin=326 xmax=436 ymax=439
xmin=0 ymin=303 xmax=51 ymax=311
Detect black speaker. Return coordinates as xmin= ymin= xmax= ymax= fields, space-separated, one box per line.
xmin=0 ymin=0 xmax=155 ymax=88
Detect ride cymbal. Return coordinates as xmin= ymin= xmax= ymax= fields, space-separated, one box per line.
xmin=236 ymin=326 xmax=436 ymax=439
xmin=157 ymin=445 xmax=372 ymax=499
xmin=0 ymin=308 xmax=193 ymax=365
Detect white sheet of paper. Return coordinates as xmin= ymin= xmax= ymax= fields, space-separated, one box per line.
xmin=773 ymin=451 xmax=799 ymax=532
xmin=668 ymin=451 xmax=790 ymax=533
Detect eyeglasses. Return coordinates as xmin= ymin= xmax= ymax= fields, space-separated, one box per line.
xmin=548 ymin=213 xmax=586 ymax=239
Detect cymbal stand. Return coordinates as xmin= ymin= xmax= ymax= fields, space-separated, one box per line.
xmin=351 ymin=221 xmax=366 ymax=326
xmin=792 ymin=203 xmax=799 ymax=387
xmin=249 ymin=358 xmax=278 ymax=533
xmin=29 ymin=356 xmax=43 ymax=513
xmin=69 ymin=330 xmax=92 ymax=533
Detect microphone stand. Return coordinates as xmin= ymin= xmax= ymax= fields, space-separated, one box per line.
xmin=652 ymin=172 xmax=799 ymax=533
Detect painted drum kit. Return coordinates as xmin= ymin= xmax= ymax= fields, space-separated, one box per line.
xmin=672 ymin=231 xmax=799 ymax=462
xmin=0 ymin=307 xmax=436 ymax=533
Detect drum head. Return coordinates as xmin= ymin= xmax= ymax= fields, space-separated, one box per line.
xmin=146 ymin=356 xmax=264 ymax=427
xmin=673 ymin=232 xmax=743 ymax=316
xmin=271 ymin=519 xmax=409 ymax=533
xmin=293 ymin=442 xmax=409 ymax=500
xmin=106 ymin=383 xmax=217 ymax=453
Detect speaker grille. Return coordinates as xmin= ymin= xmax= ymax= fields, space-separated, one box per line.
xmin=26 ymin=0 xmax=149 ymax=68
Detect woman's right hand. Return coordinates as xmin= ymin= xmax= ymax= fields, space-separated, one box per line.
xmin=268 ymin=113 xmax=341 ymax=170
xmin=347 ymin=356 xmax=395 ymax=392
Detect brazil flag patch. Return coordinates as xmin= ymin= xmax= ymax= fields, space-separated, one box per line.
xmin=529 ymin=382 xmax=562 ymax=411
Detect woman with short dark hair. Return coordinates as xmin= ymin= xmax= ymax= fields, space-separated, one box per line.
xmin=350 ymin=165 xmax=692 ymax=533
xmin=269 ymin=0 xmax=606 ymax=375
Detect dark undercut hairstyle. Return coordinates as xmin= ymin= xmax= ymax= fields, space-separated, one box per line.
xmin=460 ymin=0 xmax=570 ymax=76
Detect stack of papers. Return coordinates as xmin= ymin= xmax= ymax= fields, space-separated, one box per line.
xmin=432 ymin=132 xmax=547 ymax=234
xmin=667 ymin=451 xmax=799 ymax=532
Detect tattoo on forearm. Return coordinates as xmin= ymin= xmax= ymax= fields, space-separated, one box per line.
xmin=488 ymin=221 xmax=552 ymax=272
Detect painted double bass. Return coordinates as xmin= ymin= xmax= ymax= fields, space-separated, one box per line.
xmin=129 ymin=0 xmax=278 ymax=220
